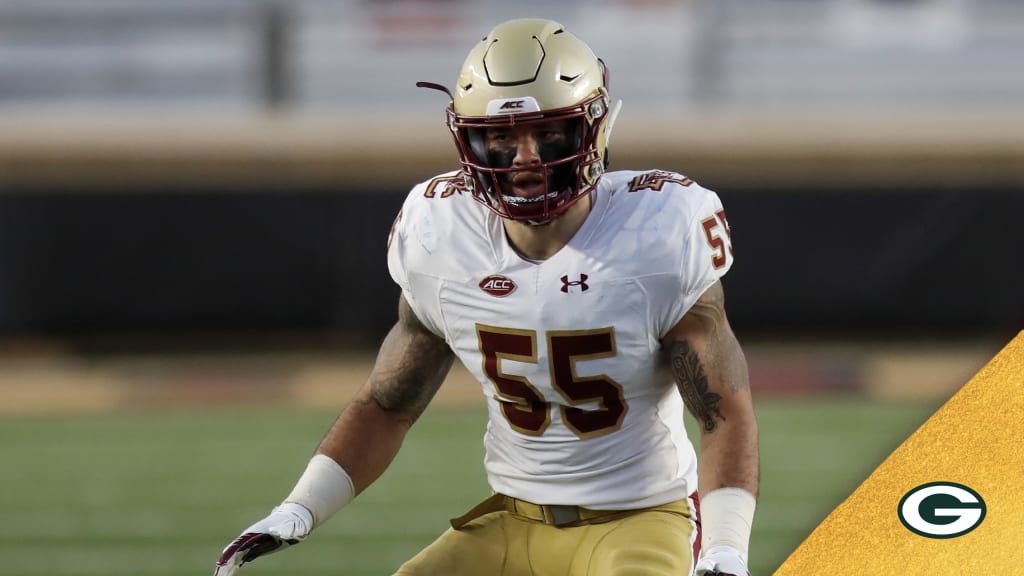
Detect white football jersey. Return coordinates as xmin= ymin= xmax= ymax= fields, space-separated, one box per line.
xmin=387 ymin=169 xmax=734 ymax=509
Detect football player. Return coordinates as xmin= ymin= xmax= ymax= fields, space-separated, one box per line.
xmin=215 ymin=18 xmax=758 ymax=576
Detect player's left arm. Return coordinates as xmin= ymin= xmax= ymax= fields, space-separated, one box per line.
xmin=663 ymin=279 xmax=758 ymax=574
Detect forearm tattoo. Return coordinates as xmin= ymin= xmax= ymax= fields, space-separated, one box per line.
xmin=670 ymin=340 xmax=725 ymax=432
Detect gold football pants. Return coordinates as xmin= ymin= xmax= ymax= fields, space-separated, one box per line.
xmin=394 ymin=493 xmax=700 ymax=576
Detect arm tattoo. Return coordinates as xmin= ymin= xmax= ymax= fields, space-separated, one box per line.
xmin=364 ymin=297 xmax=454 ymax=426
xmin=368 ymin=339 xmax=452 ymax=424
xmin=670 ymin=339 xmax=725 ymax=432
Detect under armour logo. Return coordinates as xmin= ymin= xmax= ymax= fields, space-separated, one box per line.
xmin=560 ymin=274 xmax=589 ymax=293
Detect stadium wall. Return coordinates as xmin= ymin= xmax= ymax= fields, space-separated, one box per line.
xmin=1 ymin=113 xmax=1021 ymax=341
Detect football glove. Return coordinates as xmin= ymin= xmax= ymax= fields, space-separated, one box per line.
xmin=213 ymin=502 xmax=313 ymax=576
xmin=695 ymin=545 xmax=751 ymax=576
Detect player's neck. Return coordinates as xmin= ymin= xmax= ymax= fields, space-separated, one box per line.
xmin=502 ymin=194 xmax=592 ymax=262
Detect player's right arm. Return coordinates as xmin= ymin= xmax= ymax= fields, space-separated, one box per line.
xmin=213 ymin=293 xmax=454 ymax=576
xmin=315 ymin=292 xmax=454 ymax=492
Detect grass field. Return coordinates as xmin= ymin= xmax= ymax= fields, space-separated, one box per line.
xmin=0 ymin=396 xmax=940 ymax=576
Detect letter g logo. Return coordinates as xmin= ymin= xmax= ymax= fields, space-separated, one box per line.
xmin=898 ymin=482 xmax=986 ymax=538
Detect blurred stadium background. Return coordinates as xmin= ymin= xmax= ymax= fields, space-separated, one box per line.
xmin=0 ymin=0 xmax=1021 ymax=574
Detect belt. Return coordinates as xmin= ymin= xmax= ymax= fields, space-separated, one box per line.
xmin=505 ymin=496 xmax=615 ymax=526
xmin=449 ymin=493 xmax=624 ymax=529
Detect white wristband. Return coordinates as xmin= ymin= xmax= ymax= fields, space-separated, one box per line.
xmin=284 ymin=454 xmax=355 ymax=528
xmin=700 ymin=487 xmax=756 ymax=556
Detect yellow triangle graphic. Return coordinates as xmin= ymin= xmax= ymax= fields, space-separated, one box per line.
xmin=774 ymin=331 xmax=1024 ymax=575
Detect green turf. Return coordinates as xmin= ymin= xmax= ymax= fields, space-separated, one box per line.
xmin=0 ymin=396 xmax=939 ymax=575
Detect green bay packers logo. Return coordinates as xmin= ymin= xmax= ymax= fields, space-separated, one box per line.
xmin=898 ymin=482 xmax=986 ymax=538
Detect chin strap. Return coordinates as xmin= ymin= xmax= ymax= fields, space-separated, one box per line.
xmin=415 ymin=81 xmax=453 ymax=101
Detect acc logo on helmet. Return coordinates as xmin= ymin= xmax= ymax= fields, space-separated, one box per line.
xmin=897 ymin=482 xmax=986 ymax=538
xmin=486 ymin=96 xmax=541 ymax=115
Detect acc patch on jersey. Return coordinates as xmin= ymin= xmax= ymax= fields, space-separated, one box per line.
xmin=479 ymin=275 xmax=517 ymax=297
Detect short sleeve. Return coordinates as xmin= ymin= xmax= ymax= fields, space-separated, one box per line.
xmin=657 ymin=187 xmax=735 ymax=335
xmin=681 ymin=190 xmax=733 ymax=296
xmin=385 ymin=194 xmax=445 ymax=337
xmin=386 ymin=207 xmax=409 ymax=292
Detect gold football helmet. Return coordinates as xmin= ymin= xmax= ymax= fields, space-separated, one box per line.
xmin=419 ymin=18 xmax=622 ymax=223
